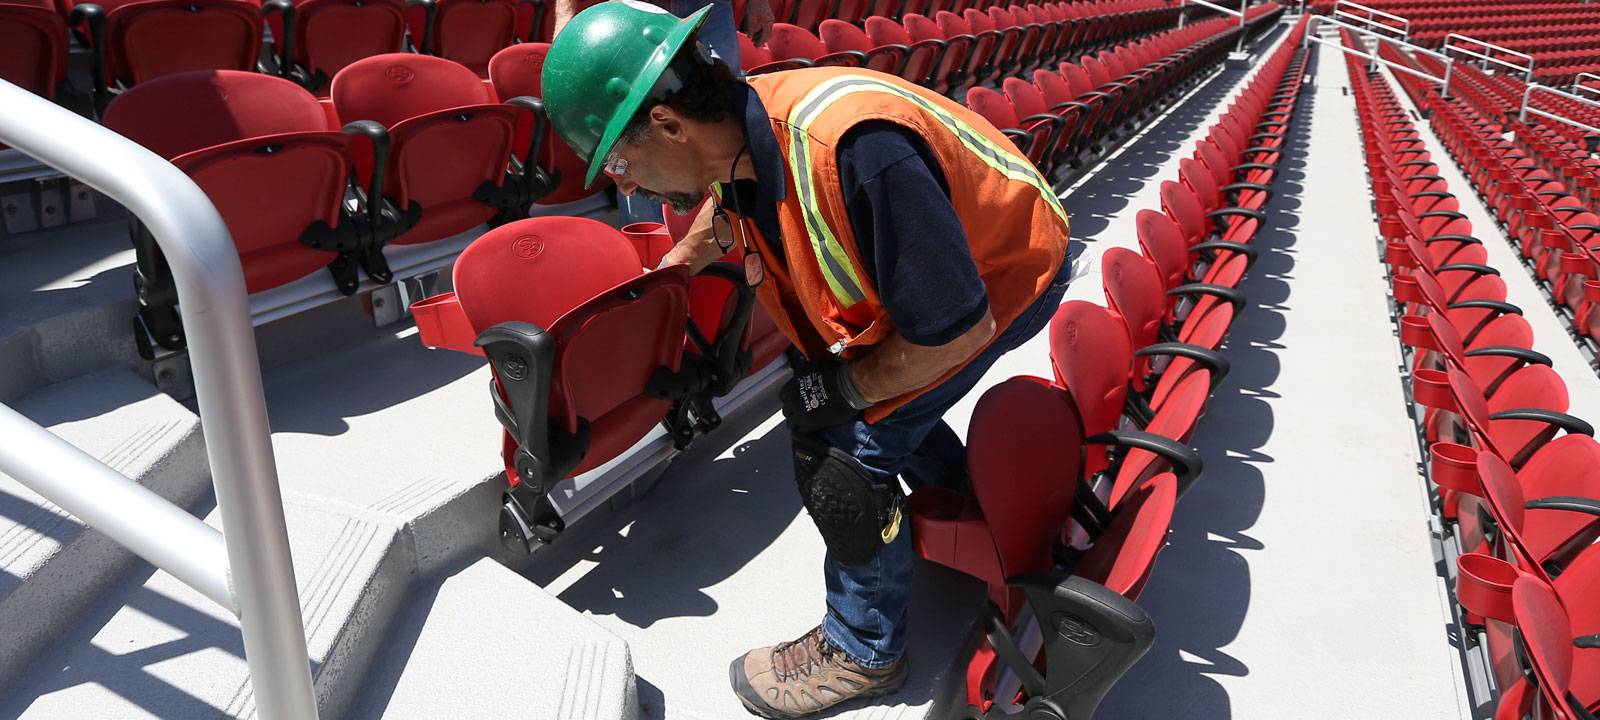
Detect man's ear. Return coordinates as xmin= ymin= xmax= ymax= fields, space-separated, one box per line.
xmin=652 ymin=105 xmax=690 ymax=145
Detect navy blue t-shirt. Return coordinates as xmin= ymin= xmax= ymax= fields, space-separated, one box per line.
xmin=719 ymin=84 xmax=990 ymax=348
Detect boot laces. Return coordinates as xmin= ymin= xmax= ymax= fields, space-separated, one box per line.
xmin=772 ymin=626 xmax=838 ymax=681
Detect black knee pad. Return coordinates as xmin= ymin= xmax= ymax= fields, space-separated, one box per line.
xmin=791 ymin=434 xmax=904 ymax=568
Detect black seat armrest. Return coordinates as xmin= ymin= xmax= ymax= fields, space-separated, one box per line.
xmin=1133 ymin=341 xmax=1230 ymax=393
xmin=1190 ymin=240 xmax=1257 ymax=269
xmin=1165 ymin=282 xmax=1246 ymax=314
xmin=1086 ymin=430 xmax=1204 ymax=496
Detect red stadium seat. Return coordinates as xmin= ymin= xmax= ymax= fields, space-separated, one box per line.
xmin=263 ymin=0 xmax=408 ymax=95
xmin=488 ymin=42 xmax=612 ymax=206
xmin=1048 ymin=300 xmax=1208 ymax=499
xmin=910 ymin=375 xmax=1178 ymax=719
xmin=409 ymin=216 xmax=754 ymax=551
xmin=66 ymin=0 xmax=263 ymax=109
xmin=102 ymin=70 xmax=402 ymax=353
xmin=331 ymin=53 xmax=556 ymax=245
xmin=0 ymin=0 xmax=69 ymax=99
xmin=405 ymin=0 xmax=523 ymax=76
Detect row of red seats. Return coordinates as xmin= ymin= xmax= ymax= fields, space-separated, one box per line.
xmin=401 ymin=18 xmax=1311 ymax=717
xmin=759 ymin=0 xmax=1172 ymax=35
xmin=965 ymin=6 xmax=1281 ymax=178
xmin=97 ymin=50 xmax=568 ymax=354
xmin=1413 ymin=52 xmax=1600 ymax=148
xmin=921 ymin=15 xmax=1312 ymax=715
xmin=739 ymin=0 xmax=1181 ymax=93
xmin=74 ymin=0 xmax=1221 ymax=356
xmin=1312 ymin=0 xmax=1595 ymax=15
xmin=0 ymin=0 xmax=1169 ymax=109
xmin=1409 ymin=53 xmax=1600 ymax=198
xmin=0 ymin=0 xmax=556 ymax=109
xmin=1394 ymin=55 xmax=1600 ymax=364
xmin=1343 ymin=29 xmax=1600 ymax=720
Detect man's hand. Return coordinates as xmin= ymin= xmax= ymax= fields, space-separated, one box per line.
xmin=780 ymin=356 xmax=873 ymax=434
xmin=742 ymin=0 xmax=775 ymax=47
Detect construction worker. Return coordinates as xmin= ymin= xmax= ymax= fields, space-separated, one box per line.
xmin=549 ymin=0 xmax=773 ymax=228
xmin=542 ymin=3 xmax=1079 ymax=717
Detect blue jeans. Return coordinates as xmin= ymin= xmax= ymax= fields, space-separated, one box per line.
xmin=816 ymin=259 xmax=1075 ymax=669
xmin=617 ymin=0 xmax=741 ymax=226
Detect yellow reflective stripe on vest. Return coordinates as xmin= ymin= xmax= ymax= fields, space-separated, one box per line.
xmin=784 ymin=77 xmax=1070 ymax=308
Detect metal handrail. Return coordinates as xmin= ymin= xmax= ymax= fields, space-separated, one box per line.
xmin=1303 ymin=15 xmax=1454 ymax=97
xmin=1178 ymin=0 xmax=1250 ymax=53
xmin=1333 ymin=0 xmax=1407 ymax=40
xmin=0 ymin=405 xmax=234 ymax=609
xmin=1444 ymin=33 xmax=1534 ymax=83
xmin=0 ymin=80 xmax=317 ymax=720
xmin=1520 ymin=83 xmax=1600 ymax=136
xmin=1574 ymin=72 xmax=1600 ymax=99
xmin=1309 ymin=24 xmax=1454 ymax=98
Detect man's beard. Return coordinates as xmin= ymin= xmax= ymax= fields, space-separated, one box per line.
xmin=639 ymin=188 xmax=705 ymax=216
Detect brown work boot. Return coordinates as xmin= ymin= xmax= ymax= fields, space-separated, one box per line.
xmin=729 ymin=625 xmax=908 ymax=719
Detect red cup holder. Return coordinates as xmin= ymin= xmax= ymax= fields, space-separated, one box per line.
xmin=1393 ymin=274 xmax=1424 ymax=304
xmin=1456 ymin=552 xmax=1523 ymax=624
xmin=1525 ymin=211 xmax=1551 ymax=231
xmin=1376 ymin=195 xmax=1399 ymax=218
xmin=1379 ymin=217 xmax=1406 ymax=240
xmin=909 ymin=488 xmax=985 ymax=577
xmin=1512 ymin=195 xmax=1535 ymax=211
xmin=409 ymin=292 xmax=477 ymax=354
xmin=1430 ymin=442 xmax=1480 ymax=495
xmin=1542 ymin=231 xmax=1575 ymax=251
xmin=1385 ymin=240 xmax=1411 ymax=268
xmin=1412 ymin=369 xmax=1455 ymax=411
xmin=1399 ymin=315 xmax=1437 ymax=350
xmin=1587 ymin=280 xmax=1600 ymax=303
xmin=1561 ymin=252 xmax=1590 ymax=274
xmin=621 ymin=222 xmax=673 ymax=268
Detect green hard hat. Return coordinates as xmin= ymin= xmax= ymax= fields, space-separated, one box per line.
xmin=542 ymin=0 xmax=712 ymax=188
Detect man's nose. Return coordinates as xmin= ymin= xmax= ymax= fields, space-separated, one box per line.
xmin=612 ymin=176 xmax=639 ymax=196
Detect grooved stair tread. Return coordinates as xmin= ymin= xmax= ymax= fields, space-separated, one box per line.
xmin=0 ymin=367 xmax=207 ymax=692
xmin=347 ymin=557 xmax=635 ymax=720
xmin=1 ymin=501 xmax=404 ymax=720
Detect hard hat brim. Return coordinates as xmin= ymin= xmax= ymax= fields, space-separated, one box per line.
xmin=583 ymin=4 xmax=713 ymax=188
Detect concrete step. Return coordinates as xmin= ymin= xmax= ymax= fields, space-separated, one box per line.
xmin=508 ymin=411 xmax=987 ymax=720
xmin=0 ymin=367 xmax=208 ymax=694
xmin=347 ymin=557 xmax=635 ymax=720
xmin=0 ymin=312 xmax=791 ymax=717
xmin=0 ymin=499 xmax=402 ymax=719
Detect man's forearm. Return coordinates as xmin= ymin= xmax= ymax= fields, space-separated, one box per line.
xmin=845 ymin=309 xmax=997 ymax=404
xmin=551 ymin=0 xmax=577 ymax=35
xmin=660 ymin=200 xmax=727 ymax=274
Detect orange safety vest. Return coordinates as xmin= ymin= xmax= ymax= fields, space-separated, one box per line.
xmin=727 ymin=67 xmax=1071 ymax=422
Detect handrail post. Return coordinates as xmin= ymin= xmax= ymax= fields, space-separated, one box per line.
xmin=1573 ymin=72 xmax=1600 ymax=99
xmin=0 ymin=80 xmax=318 ymax=720
xmin=1520 ymin=83 xmax=1600 ymax=136
xmin=1443 ymin=33 xmax=1535 ymax=82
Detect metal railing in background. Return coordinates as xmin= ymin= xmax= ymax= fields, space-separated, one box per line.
xmin=1520 ymin=83 xmax=1600 ymax=136
xmin=1178 ymin=0 xmax=1251 ymax=53
xmin=1333 ymin=0 xmax=1408 ymax=40
xmin=1303 ymin=15 xmax=1454 ymax=98
xmin=1444 ymin=33 xmax=1535 ymax=83
xmin=1574 ymin=72 xmax=1600 ymax=100
xmin=0 ymin=79 xmax=318 ymax=720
